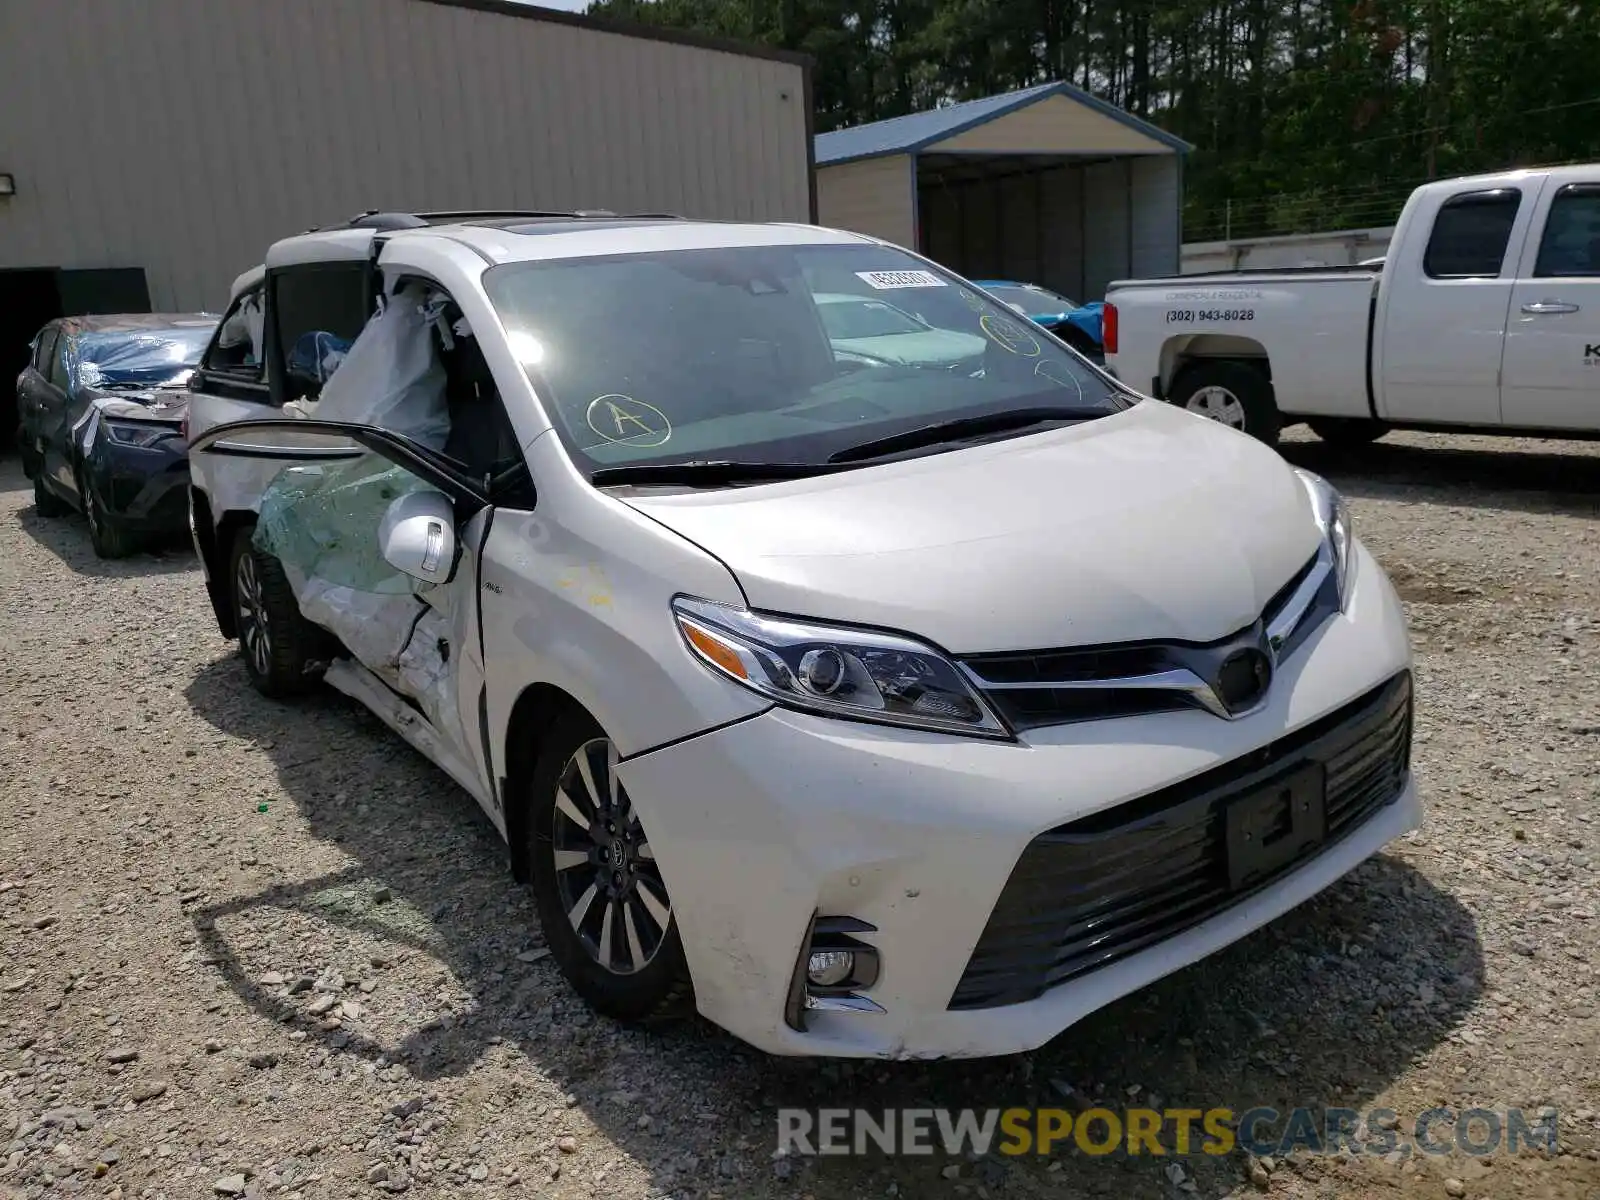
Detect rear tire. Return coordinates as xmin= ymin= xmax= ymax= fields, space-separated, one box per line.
xmin=1169 ymin=361 xmax=1280 ymax=446
xmin=525 ymin=710 xmax=692 ymax=1024
xmin=32 ymin=473 xmax=71 ymax=518
xmin=229 ymin=527 xmax=322 ymax=698
xmin=1307 ymin=416 xmax=1388 ymax=448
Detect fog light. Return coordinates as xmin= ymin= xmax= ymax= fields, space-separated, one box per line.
xmin=806 ymin=949 xmax=854 ymax=988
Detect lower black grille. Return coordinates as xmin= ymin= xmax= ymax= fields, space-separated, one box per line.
xmin=948 ymin=671 xmax=1413 ymax=1010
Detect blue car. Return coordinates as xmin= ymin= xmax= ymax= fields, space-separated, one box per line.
xmin=973 ymin=280 xmax=1105 ymax=361
xmin=18 ymin=313 xmax=218 ymax=557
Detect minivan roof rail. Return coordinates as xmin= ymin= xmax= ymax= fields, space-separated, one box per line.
xmin=313 ymin=209 xmax=686 ymax=232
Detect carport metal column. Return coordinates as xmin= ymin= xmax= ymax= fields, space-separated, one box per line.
xmin=910 ymin=153 xmax=923 ymax=254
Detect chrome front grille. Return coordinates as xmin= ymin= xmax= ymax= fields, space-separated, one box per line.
xmin=960 ymin=548 xmax=1334 ymax=730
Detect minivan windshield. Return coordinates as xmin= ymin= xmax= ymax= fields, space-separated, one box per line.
xmin=484 ymin=244 xmax=1125 ymax=473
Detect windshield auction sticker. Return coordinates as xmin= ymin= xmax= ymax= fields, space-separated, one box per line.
xmin=586 ymin=394 xmax=672 ymax=448
xmin=856 ymin=270 xmax=948 ymax=290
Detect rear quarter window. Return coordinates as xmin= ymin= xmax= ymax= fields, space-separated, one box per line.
xmin=1423 ymin=189 xmax=1522 ymax=279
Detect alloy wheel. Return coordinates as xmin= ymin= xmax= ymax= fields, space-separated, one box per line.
xmin=1185 ymin=385 xmax=1248 ymax=429
xmin=235 ymin=552 xmax=272 ymax=677
xmin=551 ymin=737 xmax=671 ymax=976
xmin=83 ymin=482 xmax=103 ymax=538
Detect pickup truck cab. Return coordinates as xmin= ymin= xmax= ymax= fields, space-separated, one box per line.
xmin=1104 ymin=165 xmax=1600 ymax=444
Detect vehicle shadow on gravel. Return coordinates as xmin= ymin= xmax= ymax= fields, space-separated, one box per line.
xmin=183 ymin=654 xmax=1481 ymax=1199
xmin=13 ymin=498 xmax=195 ymax=577
xmin=1281 ymin=437 xmax=1600 ymax=518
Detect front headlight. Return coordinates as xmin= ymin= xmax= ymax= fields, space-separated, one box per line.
xmin=103 ymin=418 xmax=174 ymax=448
xmin=672 ymin=596 xmax=1011 ymax=739
xmin=1295 ymin=469 xmax=1354 ymax=610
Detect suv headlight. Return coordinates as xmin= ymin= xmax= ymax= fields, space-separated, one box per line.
xmin=1296 ymin=469 xmax=1354 ymax=610
xmin=103 ymin=418 xmax=173 ymax=448
xmin=672 ymin=597 xmax=1010 ymax=739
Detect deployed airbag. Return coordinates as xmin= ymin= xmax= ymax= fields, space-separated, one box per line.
xmin=313 ymin=284 xmax=450 ymax=449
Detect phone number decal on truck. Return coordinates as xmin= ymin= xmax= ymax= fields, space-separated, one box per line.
xmin=1166 ymin=309 xmax=1257 ymax=324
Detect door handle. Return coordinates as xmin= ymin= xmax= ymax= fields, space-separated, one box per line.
xmin=1521 ymin=300 xmax=1579 ymax=315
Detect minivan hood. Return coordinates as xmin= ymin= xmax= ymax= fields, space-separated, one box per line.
xmin=620 ymin=401 xmax=1323 ymax=653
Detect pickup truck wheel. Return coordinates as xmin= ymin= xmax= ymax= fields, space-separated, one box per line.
xmin=1307 ymin=417 xmax=1388 ymax=448
xmin=525 ymin=712 xmax=692 ymax=1024
xmin=229 ymin=528 xmax=322 ymax=698
xmin=1170 ymin=362 xmax=1280 ymax=446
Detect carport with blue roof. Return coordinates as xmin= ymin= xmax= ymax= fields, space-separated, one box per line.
xmin=815 ymin=83 xmax=1191 ymax=305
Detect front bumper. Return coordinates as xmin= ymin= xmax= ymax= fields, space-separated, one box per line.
xmin=85 ymin=439 xmax=190 ymax=532
xmin=618 ymin=541 xmax=1418 ymax=1058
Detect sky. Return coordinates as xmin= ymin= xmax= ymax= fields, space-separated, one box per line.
xmin=514 ymin=0 xmax=590 ymax=12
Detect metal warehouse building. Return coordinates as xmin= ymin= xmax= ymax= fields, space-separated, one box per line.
xmin=816 ymin=83 xmax=1189 ymax=303
xmin=0 ymin=0 xmax=814 ymax=379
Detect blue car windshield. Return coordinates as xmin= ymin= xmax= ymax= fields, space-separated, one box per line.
xmin=484 ymin=243 xmax=1123 ymax=472
xmin=73 ymin=326 xmax=216 ymax=389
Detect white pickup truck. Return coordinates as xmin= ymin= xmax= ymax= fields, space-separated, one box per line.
xmin=1103 ymin=164 xmax=1600 ymax=445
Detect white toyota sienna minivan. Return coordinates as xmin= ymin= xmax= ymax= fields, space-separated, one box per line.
xmin=184 ymin=211 xmax=1419 ymax=1059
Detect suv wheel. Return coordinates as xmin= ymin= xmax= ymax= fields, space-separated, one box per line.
xmin=32 ymin=473 xmax=71 ymax=518
xmin=229 ymin=527 xmax=322 ymax=698
xmin=79 ymin=469 xmax=140 ymax=559
xmin=1169 ymin=361 xmax=1280 ymax=446
xmin=526 ymin=712 xmax=691 ymax=1022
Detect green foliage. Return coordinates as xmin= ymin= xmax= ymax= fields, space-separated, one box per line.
xmin=588 ymin=0 xmax=1600 ymax=240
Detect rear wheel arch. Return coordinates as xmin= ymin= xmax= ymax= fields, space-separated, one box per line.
xmin=1159 ymin=333 xmax=1272 ymax=397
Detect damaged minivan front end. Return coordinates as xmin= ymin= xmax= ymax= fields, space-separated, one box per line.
xmin=186 ymin=215 xmax=1418 ymax=1059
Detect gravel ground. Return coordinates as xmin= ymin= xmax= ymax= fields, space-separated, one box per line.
xmin=1 ymin=430 xmax=1598 ymax=1200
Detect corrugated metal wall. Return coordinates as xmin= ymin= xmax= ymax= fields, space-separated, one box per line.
xmin=0 ymin=0 xmax=811 ymax=311
xmin=815 ymin=155 xmax=916 ymax=249
xmin=915 ymin=154 xmax=1177 ymax=302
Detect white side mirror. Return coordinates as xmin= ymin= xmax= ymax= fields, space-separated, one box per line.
xmin=379 ymin=489 xmax=457 ymax=584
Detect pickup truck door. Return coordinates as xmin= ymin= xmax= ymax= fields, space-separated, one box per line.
xmin=1500 ymin=178 xmax=1600 ymax=431
xmin=1376 ymin=185 xmax=1532 ymax=426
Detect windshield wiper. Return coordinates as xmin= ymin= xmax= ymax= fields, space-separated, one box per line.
xmin=825 ymin=405 xmax=1110 ymax=464
xmin=590 ymin=459 xmax=848 ymax=487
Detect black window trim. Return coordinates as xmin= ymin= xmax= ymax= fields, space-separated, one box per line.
xmin=33 ymin=325 xmax=60 ymax=375
xmin=1423 ymin=186 xmax=1523 ymax=281
xmin=45 ymin=329 xmax=73 ymax=390
xmin=197 ymin=285 xmax=269 ymax=388
xmin=188 ymin=418 xmax=494 ymax=513
xmin=265 ymin=260 xmax=379 ymax=407
xmin=1533 ymin=182 xmax=1600 ymax=280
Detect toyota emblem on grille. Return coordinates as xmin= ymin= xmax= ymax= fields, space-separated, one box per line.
xmin=1215 ymin=648 xmax=1273 ymax=714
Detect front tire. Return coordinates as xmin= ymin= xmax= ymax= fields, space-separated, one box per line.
xmin=526 ymin=712 xmax=691 ymax=1023
xmin=229 ymin=527 xmax=322 ymax=698
xmin=79 ymin=469 xmax=141 ymax=559
xmin=1307 ymin=416 xmax=1388 ymax=448
xmin=1169 ymin=361 xmax=1280 ymax=446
